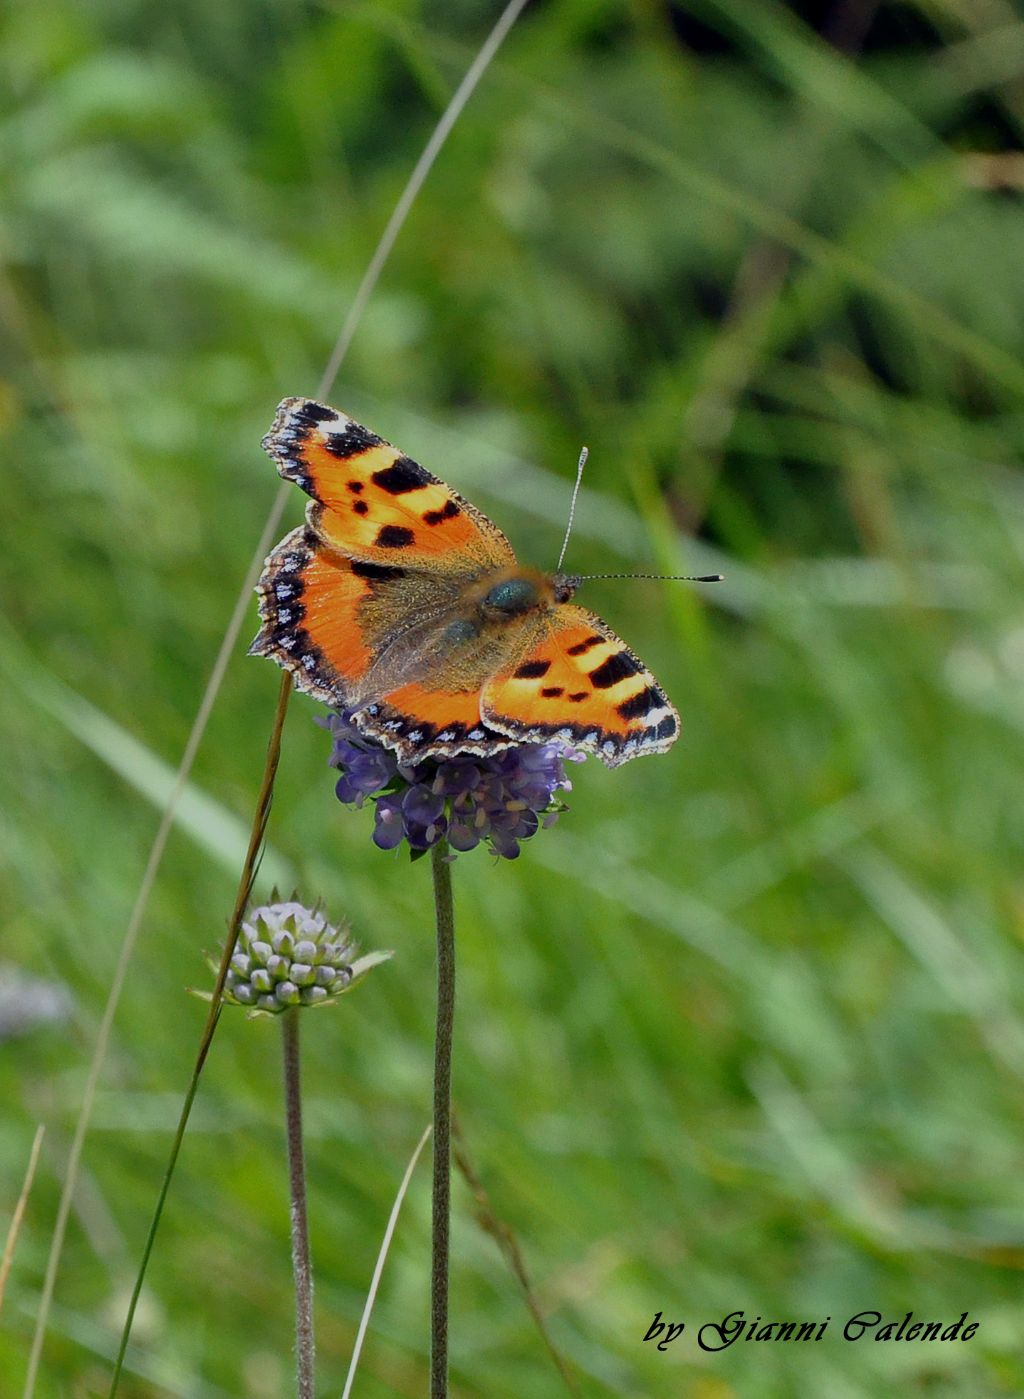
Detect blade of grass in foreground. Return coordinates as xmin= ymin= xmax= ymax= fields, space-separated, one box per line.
xmin=24 ymin=3 xmax=534 ymax=1393
xmin=341 ymin=1124 xmax=433 ymax=1399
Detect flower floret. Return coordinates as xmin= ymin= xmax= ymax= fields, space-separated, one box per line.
xmin=319 ymin=710 xmax=582 ymax=860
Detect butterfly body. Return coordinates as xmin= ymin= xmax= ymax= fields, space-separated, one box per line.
xmin=251 ymin=398 xmax=680 ymax=766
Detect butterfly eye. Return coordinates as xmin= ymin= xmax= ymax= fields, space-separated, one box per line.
xmin=482 ymin=578 xmax=539 ymax=616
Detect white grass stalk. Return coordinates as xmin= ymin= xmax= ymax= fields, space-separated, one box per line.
xmin=341 ymin=1125 xmax=432 ymax=1399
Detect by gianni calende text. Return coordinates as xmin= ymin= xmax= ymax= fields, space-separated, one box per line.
xmin=644 ymin=1310 xmax=979 ymax=1352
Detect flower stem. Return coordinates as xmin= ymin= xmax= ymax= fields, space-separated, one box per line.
xmin=282 ymin=1010 xmax=315 ymax=1398
xmin=108 ymin=671 xmax=292 ymax=1396
xmin=430 ymin=839 xmax=455 ymax=1399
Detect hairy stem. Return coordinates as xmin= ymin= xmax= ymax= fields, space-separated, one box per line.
xmin=283 ymin=1011 xmax=315 ymax=1398
xmin=430 ymin=840 xmax=455 ymax=1399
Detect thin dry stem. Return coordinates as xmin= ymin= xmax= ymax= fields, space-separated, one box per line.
xmin=1 ymin=1125 xmax=45 ymax=1315
xmin=452 ymin=1116 xmax=580 ymax=1397
xmin=107 ymin=671 xmax=291 ymax=1395
xmin=23 ymin=493 xmax=290 ymax=1398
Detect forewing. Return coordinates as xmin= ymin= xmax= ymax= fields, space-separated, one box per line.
xmin=262 ymin=398 xmax=515 ymax=570
xmin=481 ymin=605 xmax=679 ymax=766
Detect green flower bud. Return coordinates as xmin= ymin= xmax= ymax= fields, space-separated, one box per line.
xmin=218 ymin=900 xmax=389 ymax=1019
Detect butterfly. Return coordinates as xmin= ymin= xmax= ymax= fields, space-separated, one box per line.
xmin=250 ymin=398 xmax=680 ymax=767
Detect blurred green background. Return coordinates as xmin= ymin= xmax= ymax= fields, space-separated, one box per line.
xmin=2 ymin=0 xmax=1023 ymax=1394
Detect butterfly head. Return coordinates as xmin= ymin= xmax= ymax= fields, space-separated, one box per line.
xmin=478 ymin=569 xmax=579 ymax=618
xmin=552 ymin=573 xmax=581 ymax=604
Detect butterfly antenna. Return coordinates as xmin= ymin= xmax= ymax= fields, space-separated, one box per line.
xmin=555 ymin=445 xmax=588 ymax=572
xmin=574 ymin=572 xmax=724 ymax=583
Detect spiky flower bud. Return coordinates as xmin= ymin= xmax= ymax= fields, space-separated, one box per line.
xmin=221 ymin=901 xmax=387 ymax=1017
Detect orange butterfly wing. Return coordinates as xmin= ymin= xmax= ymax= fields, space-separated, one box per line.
xmin=481 ymin=605 xmax=679 ymax=766
xmin=252 ymin=398 xmax=515 ymax=713
xmin=261 ymin=397 xmax=514 ymax=569
xmin=251 ymin=523 xmax=384 ymax=705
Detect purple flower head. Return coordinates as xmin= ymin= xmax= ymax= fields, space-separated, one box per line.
xmin=317 ymin=710 xmax=583 ymax=860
